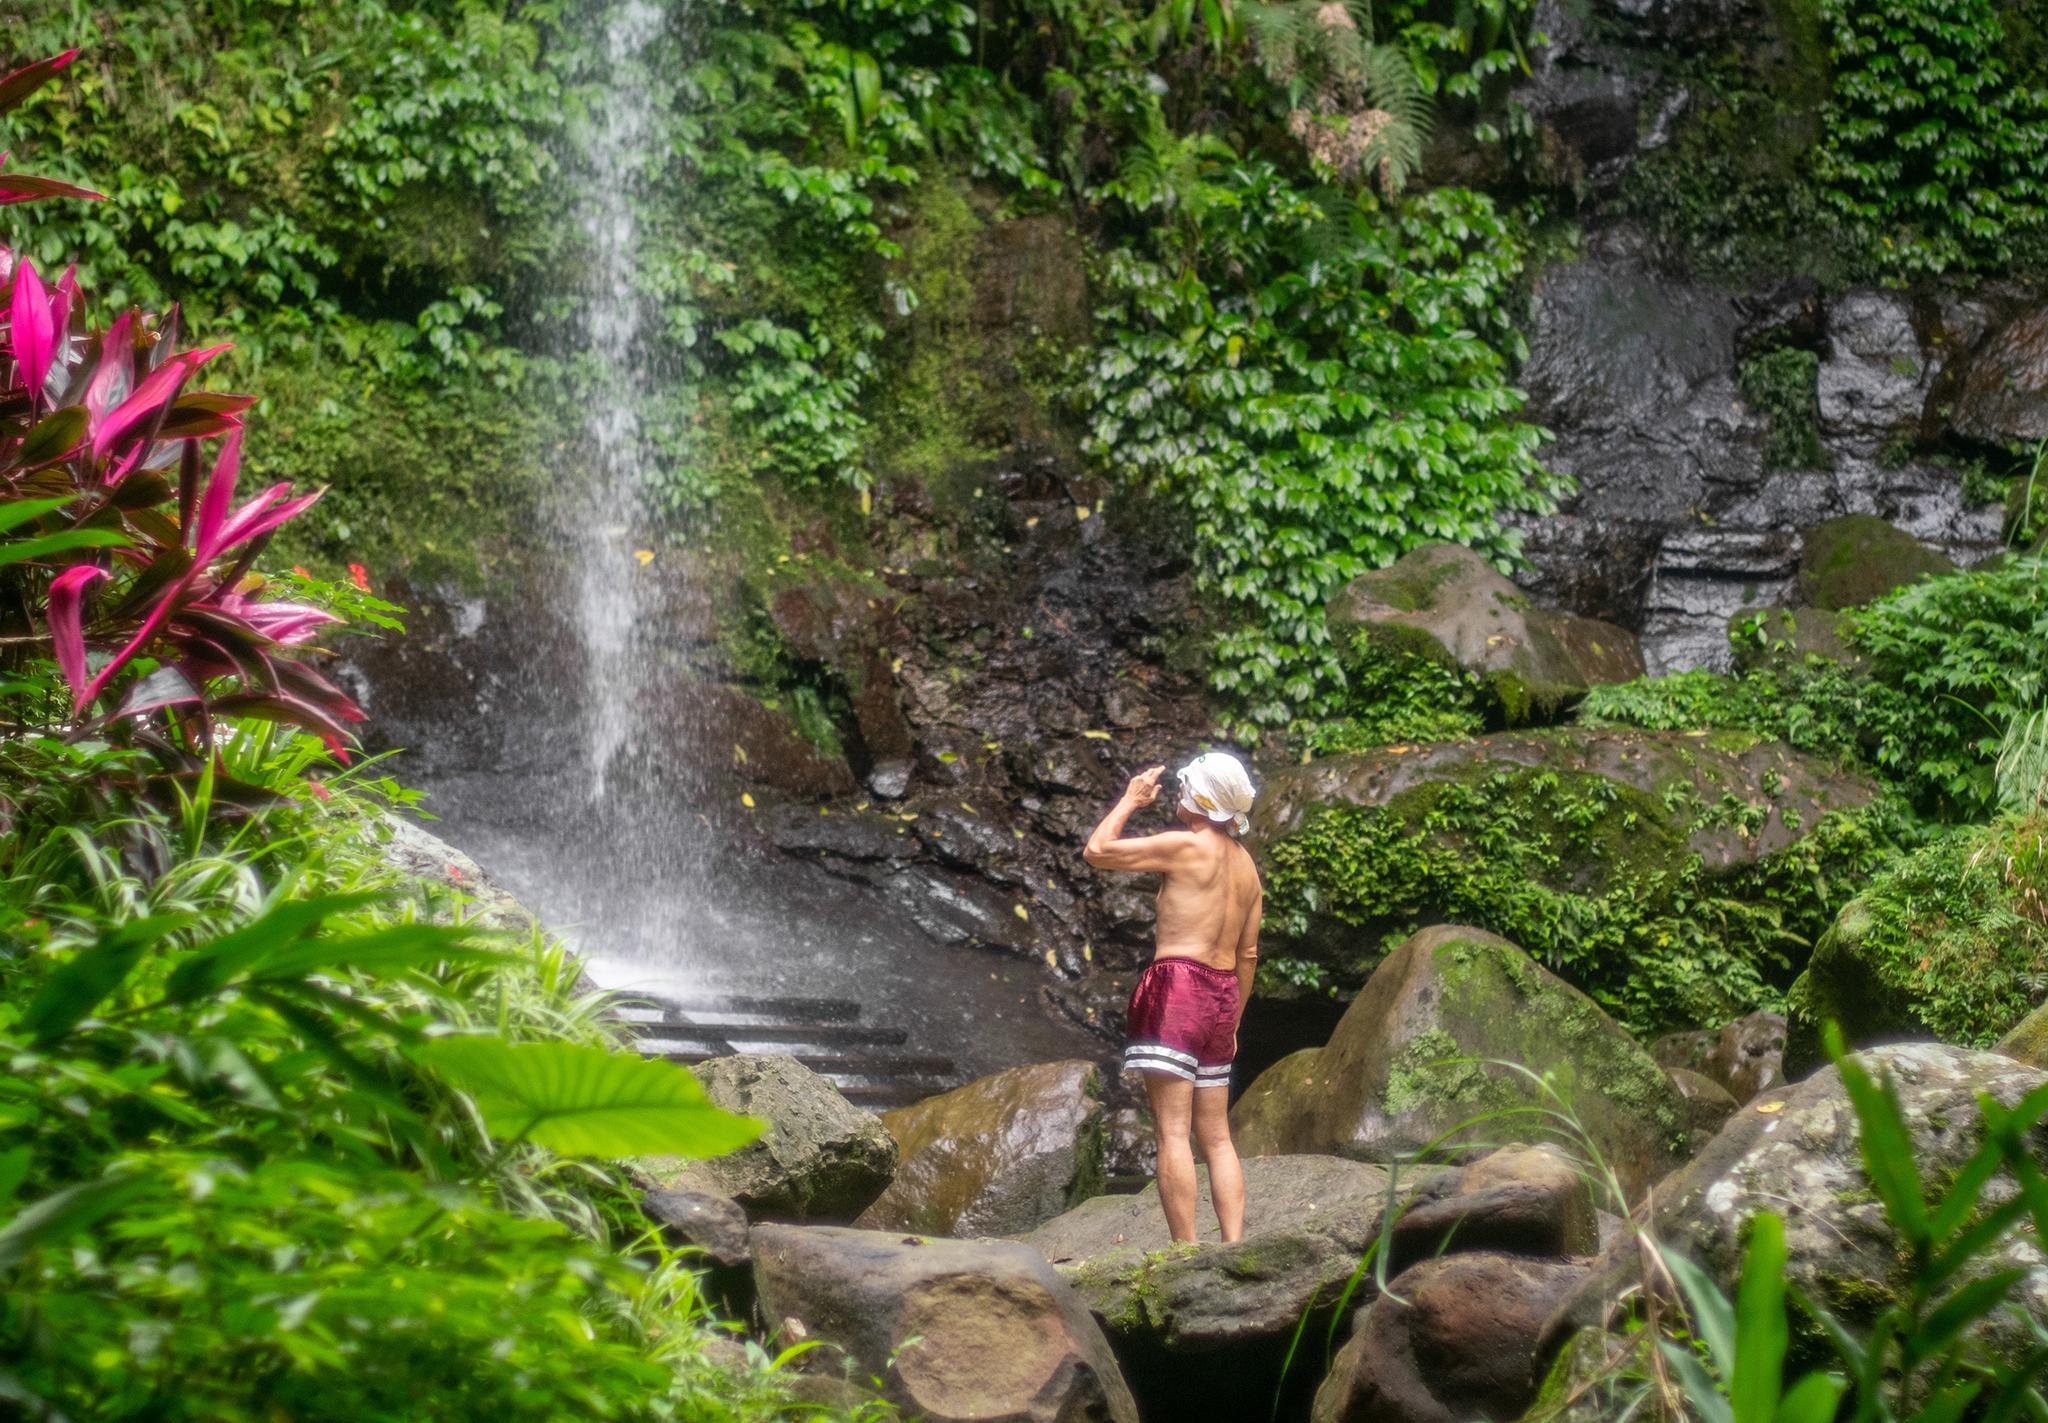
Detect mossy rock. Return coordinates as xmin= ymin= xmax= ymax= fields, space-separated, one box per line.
xmin=1229 ymin=926 xmax=1690 ymax=1201
xmin=1327 ymin=543 xmax=1644 ymax=728
xmin=1795 ymin=515 xmax=1954 ymax=611
xmin=1552 ymin=1046 xmax=2048 ymax=1368
xmin=1726 ymin=604 xmax=1859 ymax=670
xmin=1249 ymin=726 xmax=1881 ymax=1021
xmin=1786 ymin=815 xmax=2048 ymax=1074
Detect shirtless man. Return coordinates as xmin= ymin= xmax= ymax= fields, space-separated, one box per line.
xmin=1082 ymin=751 xmax=1261 ymax=1243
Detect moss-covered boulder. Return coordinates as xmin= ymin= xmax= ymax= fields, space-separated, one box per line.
xmin=1020 ymin=1155 xmax=1405 ymax=1422
xmin=1795 ymin=514 xmax=1954 ymax=611
xmin=1552 ymin=1046 xmax=2048 ymax=1368
xmin=1327 ymin=543 xmax=1643 ymax=728
xmin=1252 ymin=727 xmax=1883 ymax=1025
xmin=1726 ymin=604 xmax=1857 ymax=670
xmin=1229 ymin=927 xmax=1689 ymax=1201
xmin=857 ymin=1060 xmax=1106 ymax=1237
xmin=1786 ymin=815 xmax=2048 ymax=1075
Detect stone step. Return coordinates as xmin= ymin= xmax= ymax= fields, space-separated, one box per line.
xmin=635 ymin=1022 xmax=911 ymax=1049
xmin=612 ymin=991 xmax=864 ymax=1024
xmin=645 ymin=1049 xmax=957 ymax=1078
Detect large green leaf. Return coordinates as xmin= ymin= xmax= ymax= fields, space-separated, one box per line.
xmin=18 ymin=913 xmax=194 ymax=1047
xmin=0 ymin=527 xmax=131 ymax=569
xmin=1732 ymin=1212 xmax=1790 ymax=1423
xmin=0 ymin=1176 xmax=152 ymax=1272
xmin=415 ymin=1037 xmax=764 ymax=1159
xmin=164 ymin=892 xmax=386 ymax=1002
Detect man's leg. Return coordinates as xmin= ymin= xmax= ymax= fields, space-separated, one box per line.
xmin=1143 ymin=1072 xmax=1199 ymax=1242
xmin=1192 ymin=1086 xmax=1244 ymax=1243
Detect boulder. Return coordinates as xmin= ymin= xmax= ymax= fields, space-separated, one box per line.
xmin=643 ymin=1185 xmax=752 ymax=1315
xmin=1555 ymin=1045 xmax=2048 ymax=1363
xmin=1228 ymin=927 xmax=1689 ymax=1201
xmin=636 ymin=1055 xmax=896 ymax=1221
xmin=1021 ymin=1154 xmax=1406 ymax=1420
xmin=1312 ymin=1252 xmax=1591 ymax=1423
xmin=1249 ymin=727 xmax=1879 ymax=1005
xmin=1727 ymin=605 xmax=1857 ymax=669
xmin=1997 ymin=1000 xmax=2048 ymax=1068
xmin=1650 ymin=1012 xmax=1787 ymax=1105
xmin=376 ymin=813 xmax=532 ymax=932
xmin=1951 ymin=307 xmax=2048 ymax=446
xmin=857 ymin=1060 xmax=1107 ymax=1237
xmin=1389 ymin=1144 xmax=1599 ymax=1263
xmin=1796 ymin=515 xmax=1954 ymax=611
xmin=1327 ymin=543 xmax=1644 ymax=726
xmin=1666 ymin=1067 xmax=1738 ymax=1149
xmin=751 ymin=1225 xmax=1137 ymax=1423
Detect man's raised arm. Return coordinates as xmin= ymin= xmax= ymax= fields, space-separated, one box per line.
xmin=1084 ymin=766 xmax=1190 ymax=872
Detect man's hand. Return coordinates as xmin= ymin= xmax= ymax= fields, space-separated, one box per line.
xmin=1124 ymin=765 xmax=1166 ymax=807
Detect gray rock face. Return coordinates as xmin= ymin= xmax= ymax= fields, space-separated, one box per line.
xmin=1228 ymin=927 xmax=1688 ymax=1202
xmin=1327 ymin=543 xmax=1644 ymax=723
xmin=1514 ymin=234 xmax=2004 ymax=673
xmin=642 ymin=1187 xmax=750 ymax=1270
xmin=1313 ymin=1253 xmax=1591 ymax=1423
xmin=752 ymin=1224 xmax=1138 ymax=1423
xmin=857 ymin=1059 xmax=1106 ymax=1237
xmin=1557 ymin=1045 xmax=2048 ymax=1363
xmin=1651 ymin=1011 xmax=1788 ymax=1104
xmin=636 ymin=1055 xmax=897 ymax=1221
xmin=1021 ymin=1155 xmax=1409 ymax=1422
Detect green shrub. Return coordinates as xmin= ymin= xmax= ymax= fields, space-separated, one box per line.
xmin=1815 ymin=0 xmax=2048 ymax=276
xmin=1079 ymin=176 xmax=1566 ymax=732
xmin=1737 ymin=347 xmax=1827 ymax=470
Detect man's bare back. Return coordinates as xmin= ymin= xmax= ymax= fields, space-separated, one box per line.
xmin=1083 ymin=756 xmax=1261 ymax=1244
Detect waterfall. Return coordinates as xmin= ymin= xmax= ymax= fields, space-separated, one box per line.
xmin=570 ymin=0 xmax=667 ymax=801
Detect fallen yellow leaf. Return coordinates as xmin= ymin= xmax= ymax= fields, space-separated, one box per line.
xmin=1756 ymin=1101 xmax=1785 ymax=1114
xmin=1081 ymin=730 xmax=1111 ymax=741
xmin=634 ymin=549 xmax=655 ymax=566
xmin=1043 ymin=949 xmax=1057 ymax=967
xmin=740 ymin=792 xmax=756 ymax=808
xmin=1075 ymin=505 xmax=1091 ymax=521
xmin=859 ymin=487 xmax=872 ymax=515
xmin=1014 ymin=904 xmax=1030 ymax=921
xmin=732 ymin=743 xmax=749 ymax=765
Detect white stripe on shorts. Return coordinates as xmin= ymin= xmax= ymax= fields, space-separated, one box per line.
xmin=1124 ymin=1041 xmax=1198 ymax=1068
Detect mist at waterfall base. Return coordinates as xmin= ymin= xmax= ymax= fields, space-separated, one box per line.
xmin=359 ymin=0 xmax=1098 ymax=1082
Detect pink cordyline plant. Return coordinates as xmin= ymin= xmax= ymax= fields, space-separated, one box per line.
xmin=1 ymin=50 xmax=365 ymax=760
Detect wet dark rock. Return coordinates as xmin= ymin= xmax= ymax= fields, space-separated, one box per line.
xmin=858 ymin=1060 xmax=1107 ymax=1237
xmin=696 ymin=683 xmax=859 ymax=798
xmin=1796 ymin=514 xmax=1955 ymax=610
xmin=1023 ymin=1155 xmax=1408 ymax=1422
xmin=1229 ymin=927 xmax=1689 ymax=1201
xmin=1042 ymin=970 xmax=1138 ymax=1044
xmin=1312 ymin=1253 xmax=1591 ymax=1423
xmin=1514 ymin=236 xmax=2003 ymax=673
xmin=752 ymin=1224 xmax=1138 ymax=1423
xmin=1551 ymin=1046 xmax=2048 ymax=1366
xmin=635 ymin=1055 xmax=897 ymax=1222
xmin=1390 ymin=1144 xmax=1600 ymax=1265
xmin=1328 ymin=543 xmax=1643 ymax=725
xmin=1950 ymin=306 xmax=2048 ymax=446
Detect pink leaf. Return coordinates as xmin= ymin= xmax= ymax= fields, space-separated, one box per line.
xmin=190 ymin=427 xmax=242 ymax=556
xmin=10 ymin=257 xmax=54 ymax=407
xmin=92 ymin=341 xmax=229 ymax=462
xmin=206 ymin=484 xmax=324 ymax=558
xmin=84 ymin=311 xmax=135 ymax=423
xmin=46 ymin=565 xmax=110 ymax=705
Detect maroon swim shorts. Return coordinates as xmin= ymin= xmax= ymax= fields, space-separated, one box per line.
xmin=1123 ymin=956 xmax=1239 ymax=1090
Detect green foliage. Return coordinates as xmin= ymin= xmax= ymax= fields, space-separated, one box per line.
xmin=0 ymin=704 xmax=869 ymax=1420
xmin=1738 ymin=348 xmax=1827 ymax=471
xmin=1815 ymin=0 xmax=2048 ymax=277
xmin=1261 ymin=757 xmax=1902 ymax=1031
xmin=1845 ymin=552 xmax=2048 ymax=817
xmin=1079 ymin=177 xmax=1565 ymax=731
xmin=1788 ymin=814 xmax=2048 ymax=1047
xmin=1578 ymin=665 xmax=1886 ymax=768
xmin=1300 ymin=649 xmax=1485 ymax=753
